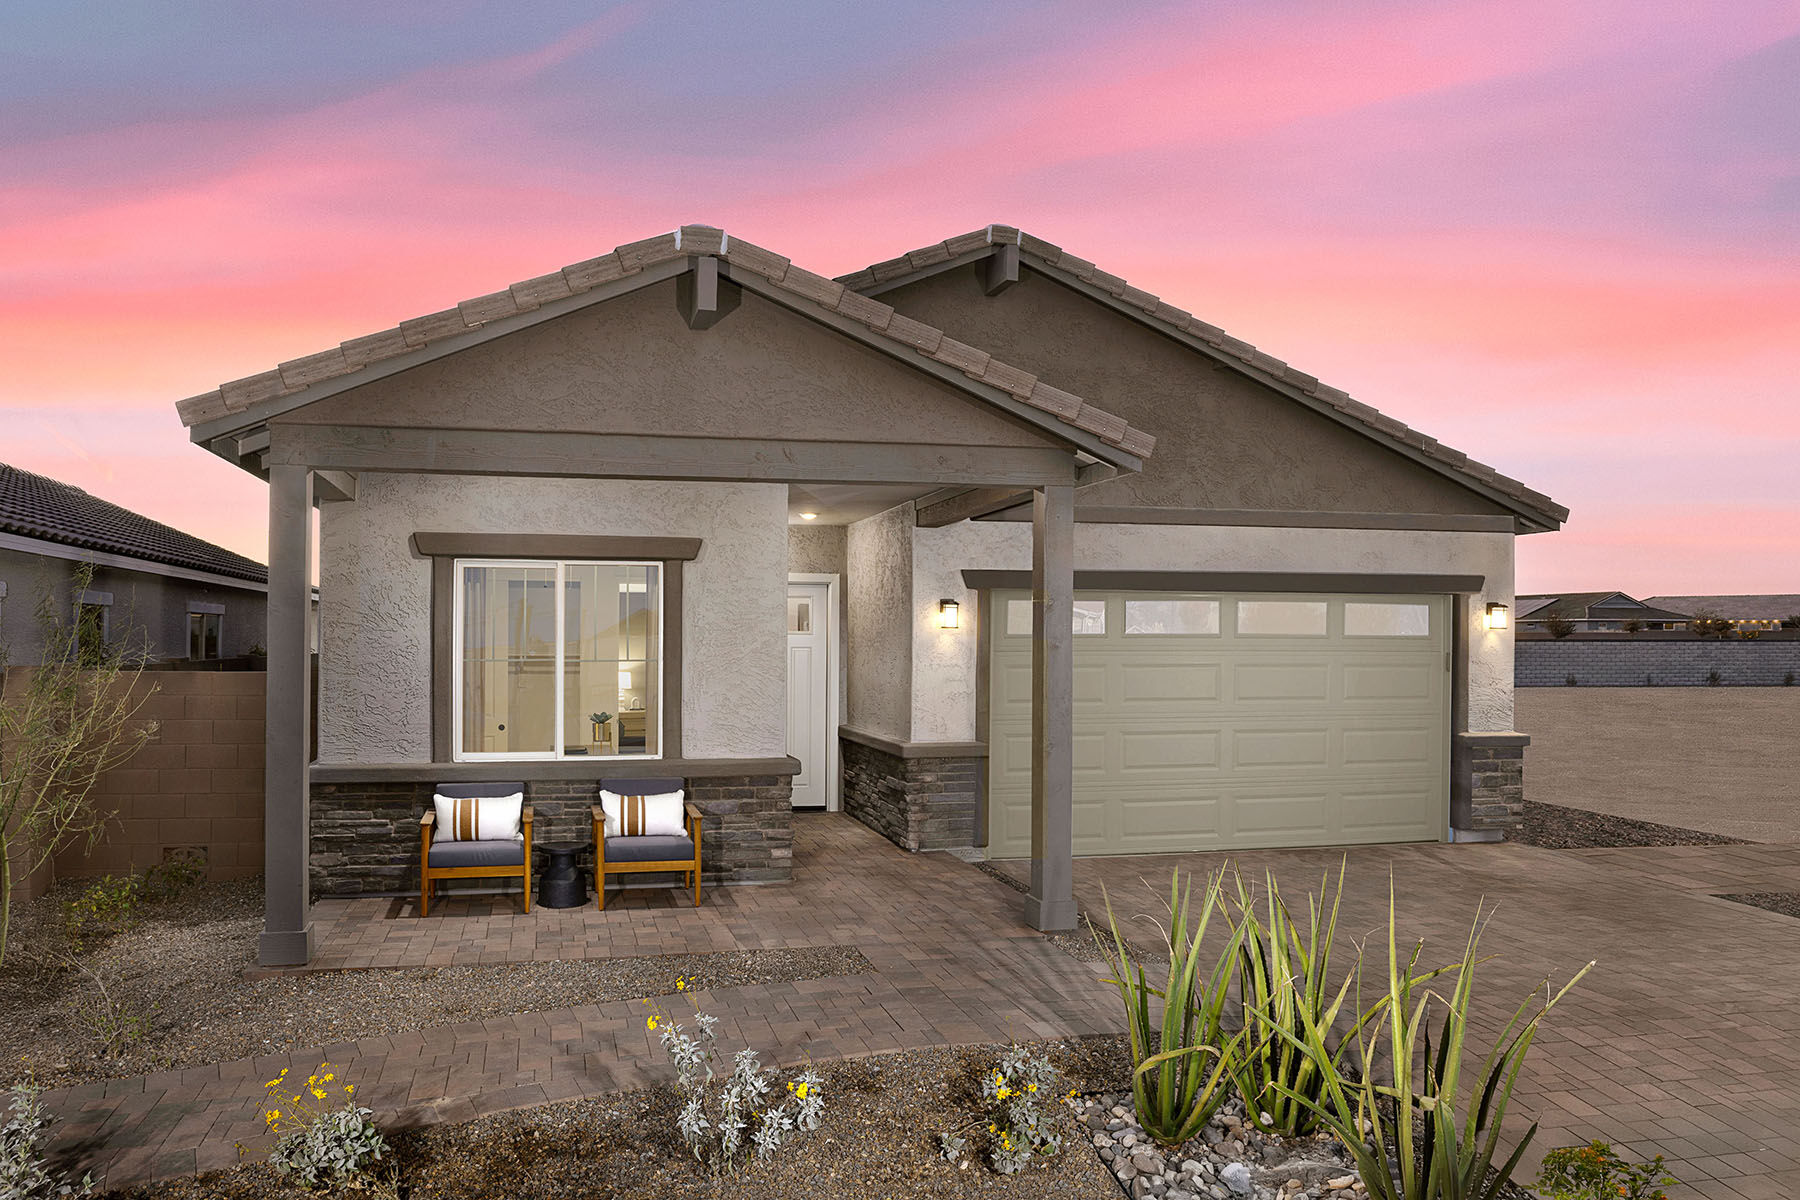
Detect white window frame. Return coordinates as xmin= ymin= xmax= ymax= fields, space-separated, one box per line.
xmin=187 ymin=604 xmax=225 ymax=660
xmin=450 ymin=558 xmax=664 ymax=763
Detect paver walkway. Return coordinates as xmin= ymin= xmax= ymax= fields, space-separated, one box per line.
xmin=41 ymin=815 xmax=1119 ymax=1189
xmin=993 ymin=838 xmax=1800 ymax=1200
xmin=40 ymin=814 xmax=1800 ymax=1199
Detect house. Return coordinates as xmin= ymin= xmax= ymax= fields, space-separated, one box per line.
xmin=1514 ymin=591 xmax=1693 ymax=632
xmin=1645 ymin=595 xmax=1800 ymax=633
xmin=172 ymin=224 xmax=1566 ymax=965
xmin=0 ymin=462 xmax=268 ymax=665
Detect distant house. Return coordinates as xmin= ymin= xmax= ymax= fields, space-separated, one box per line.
xmin=1645 ymin=595 xmax=1800 ymax=633
xmin=0 ymin=463 xmax=268 ymax=665
xmin=1515 ymin=591 xmax=1692 ymax=632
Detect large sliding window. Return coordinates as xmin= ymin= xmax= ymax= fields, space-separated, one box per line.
xmin=453 ymin=560 xmax=661 ymax=761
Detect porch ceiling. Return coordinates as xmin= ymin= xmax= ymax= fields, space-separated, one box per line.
xmin=786 ymin=482 xmax=938 ymax=525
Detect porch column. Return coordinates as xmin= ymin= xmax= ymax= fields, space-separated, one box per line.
xmin=261 ymin=465 xmax=315 ymax=966
xmin=1026 ymin=482 xmax=1076 ymax=930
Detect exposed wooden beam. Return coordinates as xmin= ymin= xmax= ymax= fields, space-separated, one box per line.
xmin=916 ymin=486 xmax=1032 ymax=527
xmin=982 ymin=244 xmax=1020 ymax=295
xmin=311 ymin=470 xmax=357 ymax=504
xmin=267 ymin=425 xmax=1083 ymax=488
xmin=677 ymin=255 xmax=740 ymax=330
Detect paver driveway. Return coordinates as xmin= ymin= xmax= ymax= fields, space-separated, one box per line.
xmin=39 ymin=814 xmax=1800 ymax=1199
xmin=992 ymin=837 xmax=1800 ymax=1200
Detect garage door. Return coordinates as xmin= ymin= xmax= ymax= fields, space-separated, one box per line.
xmin=986 ymin=591 xmax=1449 ymax=857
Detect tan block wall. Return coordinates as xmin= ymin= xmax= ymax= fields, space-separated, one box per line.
xmin=5 ymin=669 xmax=267 ymax=896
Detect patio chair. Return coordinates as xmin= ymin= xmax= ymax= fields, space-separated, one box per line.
xmin=420 ymin=782 xmax=533 ymax=916
xmin=591 ymin=776 xmax=701 ymax=910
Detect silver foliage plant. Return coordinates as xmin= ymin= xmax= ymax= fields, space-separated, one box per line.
xmin=940 ymin=1045 xmax=1067 ymax=1175
xmin=268 ymin=1105 xmax=388 ymax=1189
xmin=651 ymin=998 xmax=825 ymax=1174
xmin=1 ymin=1083 xmax=97 ymax=1199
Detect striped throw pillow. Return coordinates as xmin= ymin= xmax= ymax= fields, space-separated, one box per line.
xmin=432 ymin=792 xmax=524 ymax=843
xmin=600 ymin=789 xmax=686 ymax=838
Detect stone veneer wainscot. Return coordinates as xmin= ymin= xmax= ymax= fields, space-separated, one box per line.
xmin=840 ymin=733 xmax=979 ymax=853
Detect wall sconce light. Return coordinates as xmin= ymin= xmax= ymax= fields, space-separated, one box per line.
xmin=936 ymin=599 xmax=961 ymax=629
xmin=1484 ymin=602 xmax=1509 ymax=631
xmin=618 ymin=668 xmax=634 ymax=688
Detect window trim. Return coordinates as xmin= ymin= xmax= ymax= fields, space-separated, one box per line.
xmin=421 ymin=534 xmax=689 ymax=764
xmin=187 ymin=608 xmax=225 ymax=660
xmin=449 ymin=558 xmax=665 ymax=764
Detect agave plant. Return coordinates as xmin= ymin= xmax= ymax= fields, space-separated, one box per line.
xmin=1259 ymin=879 xmax=1592 ymax=1200
xmin=1226 ymin=861 xmax=1357 ymax=1136
xmin=1092 ymin=868 xmax=1245 ymax=1146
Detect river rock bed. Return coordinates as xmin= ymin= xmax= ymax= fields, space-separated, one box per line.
xmin=1073 ymin=1094 xmax=1363 ymax=1200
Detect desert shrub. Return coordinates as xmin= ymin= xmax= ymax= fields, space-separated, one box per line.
xmin=61 ymin=957 xmax=156 ymax=1057
xmin=1535 ymin=1140 xmax=1677 ymax=1200
xmin=1543 ymin=615 xmax=1576 ymax=638
xmin=61 ymin=875 xmax=142 ymax=951
xmin=939 ymin=1045 xmax=1068 ymax=1174
xmin=1226 ymin=863 xmax=1356 ymax=1137
xmin=648 ymin=980 xmax=823 ymax=1173
xmin=1256 ymin=884 xmax=1590 ymax=1200
xmin=1092 ymin=868 xmax=1242 ymax=1146
xmin=1781 ymin=615 xmax=1800 ymax=630
xmin=1643 ymin=673 xmax=1655 ymax=686
xmin=0 ymin=1083 xmax=96 ymax=1198
xmin=143 ymin=852 xmax=205 ymax=900
xmin=1688 ymin=609 xmax=1733 ymax=638
xmin=260 ymin=1063 xmax=387 ymax=1190
xmin=1706 ymin=669 xmax=1723 ymax=686
xmin=1621 ymin=619 xmax=1642 ymax=634
xmin=1785 ymin=672 xmax=1795 ymax=687
xmin=1564 ymin=674 xmax=1578 ymax=687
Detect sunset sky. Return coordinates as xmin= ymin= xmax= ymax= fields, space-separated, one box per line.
xmin=3 ymin=1 xmax=1795 ymax=594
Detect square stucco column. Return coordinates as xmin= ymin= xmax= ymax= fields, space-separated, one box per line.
xmin=1026 ymin=483 xmax=1076 ymax=931
xmin=261 ymin=465 xmax=315 ymax=966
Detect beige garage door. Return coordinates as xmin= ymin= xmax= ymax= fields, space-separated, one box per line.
xmin=986 ymin=591 xmax=1449 ymax=857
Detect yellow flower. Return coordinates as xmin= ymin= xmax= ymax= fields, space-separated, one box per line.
xmin=786 ymin=1081 xmax=795 ymax=1092
xmin=345 ymin=1085 xmax=355 ymax=1096
xmin=988 ymin=1123 xmax=996 ymax=1134
xmin=795 ymin=1083 xmax=809 ymax=1099
xmin=264 ymin=1077 xmax=281 ymax=1089
xmin=996 ymin=1087 xmax=1011 ymax=1100
xmin=322 ymin=1073 xmax=335 ymax=1082
xmin=311 ymin=1088 xmax=327 ymax=1100
xmin=266 ymin=1110 xmax=280 ymax=1124
xmin=647 ymin=1015 xmax=660 ymax=1031
xmin=308 ymin=1075 xmax=318 ymax=1085
xmin=676 ymin=978 xmax=687 ymax=991
xmin=1026 ymin=1083 xmax=1037 ymax=1093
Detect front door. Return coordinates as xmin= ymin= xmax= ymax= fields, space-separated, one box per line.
xmin=786 ymin=579 xmax=835 ymax=810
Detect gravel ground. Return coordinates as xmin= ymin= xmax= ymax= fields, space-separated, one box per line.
xmin=1510 ymin=799 xmax=1749 ymax=850
xmin=1715 ymin=892 xmax=1800 ymax=919
xmin=104 ymin=1038 xmax=1135 ymax=1200
xmin=0 ymin=878 xmax=871 ymax=1090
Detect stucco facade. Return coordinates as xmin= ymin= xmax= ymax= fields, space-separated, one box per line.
xmin=317 ymin=472 xmax=788 ymax=763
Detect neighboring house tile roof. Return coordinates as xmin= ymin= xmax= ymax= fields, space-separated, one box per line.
xmin=1645 ymin=595 xmax=1800 ymax=621
xmin=0 ymin=463 xmax=268 ymax=584
xmin=839 ymin=225 xmax=1568 ymax=529
xmin=1515 ymin=592 xmax=1691 ymax=623
xmin=175 ymin=225 xmax=1155 ymax=461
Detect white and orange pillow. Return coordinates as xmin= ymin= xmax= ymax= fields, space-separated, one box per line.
xmin=432 ymin=791 xmax=524 ymax=842
xmin=599 ymin=788 xmax=686 ymax=838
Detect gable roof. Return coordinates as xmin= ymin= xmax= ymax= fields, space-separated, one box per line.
xmin=175 ymin=225 xmax=1154 ymax=466
xmin=1515 ymin=592 xmax=1691 ymax=622
xmin=0 ymin=463 xmax=267 ymax=584
xmin=838 ymin=225 xmax=1567 ymax=531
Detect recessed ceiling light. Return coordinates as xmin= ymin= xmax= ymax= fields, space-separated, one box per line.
xmin=799 ymin=512 xmax=818 ymax=520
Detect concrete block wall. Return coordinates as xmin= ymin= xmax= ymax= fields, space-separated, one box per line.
xmin=1518 ymin=639 xmax=1800 ymax=687
xmin=26 ymin=669 xmax=267 ymax=894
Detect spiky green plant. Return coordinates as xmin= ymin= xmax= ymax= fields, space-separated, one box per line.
xmin=1091 ymin=868 xmax=1244 ymax=1146
xmin=1226 ymin=861 xmax=1356 ymax=1136
xmin=1259 ymin=880 xmax=1591 ymax=1200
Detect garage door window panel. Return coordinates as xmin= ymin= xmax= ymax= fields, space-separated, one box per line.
xmin=1124 ymin=597 xmax=1220 ymax=636
xmin=1344 ymin=602 xmax=1432 ymax=637
xmin=1236 ymin=600 xmax=1328 ymax=637
xmin=1003 ymin=594 xmax=1110 ymax=636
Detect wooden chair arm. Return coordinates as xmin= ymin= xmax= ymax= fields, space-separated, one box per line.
xmin=591 ymin=805 xmax=605 ymax=822
xmin=522 ymin=805 xmax=534 ymax=826
xmin=420 ymin=811 xmax=436 ymax=827
xmin=685 ymin=803 xmax=703 ymax=824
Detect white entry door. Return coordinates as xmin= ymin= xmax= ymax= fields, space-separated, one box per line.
xmin=786 ymin=578 xmax=836 ymax=810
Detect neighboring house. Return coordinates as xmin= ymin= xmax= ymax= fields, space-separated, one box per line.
xmin=172 ymin=224 xmax=1566 ymax=965
xmin=1645 ymin=595 xmax=1800 ymax=633
xmin=0 ymin=462 xmax=268 ymax=665
xmin=1515 ymin=591 xmax=1692 ymax=632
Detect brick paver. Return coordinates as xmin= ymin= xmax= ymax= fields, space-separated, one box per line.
xmin=40 ymin=816 xmax=1800 ymax=1198
xmin=41 ymin=815 xmax=1118 ymax=1189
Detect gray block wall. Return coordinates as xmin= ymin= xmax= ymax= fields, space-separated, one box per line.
xmin=1517 ymin=639 xmax=1800 ymax=687
xmin=841 ymin=738 xmax=979 ymax=852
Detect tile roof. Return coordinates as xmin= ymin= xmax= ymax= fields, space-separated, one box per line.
xmin=1515 ymin=592 xmax=1692 ymax=622
xmin=838 ymin=225 xmax=1568 ymax=528
xmin=1645 ymin=595 xmax=1800 ymax=621
xmin=0 ymin=463 xmax=267 ymax=584
xmin=175 ymin=225 xmax=1155 ymax=462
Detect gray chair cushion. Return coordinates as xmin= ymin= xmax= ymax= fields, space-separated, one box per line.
xmin=429 ymin=839 xmax=525 ymax=868
xmin=435 ymin=782 xmax=526 ymax=800
xmin=601 ymin=776 xmax=684 ymax=796
xmin=604 ymin=835 xmax=695 ymax=863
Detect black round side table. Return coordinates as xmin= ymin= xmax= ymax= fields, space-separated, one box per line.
xmin=536 ymin=842 xmax=589 ymax=909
